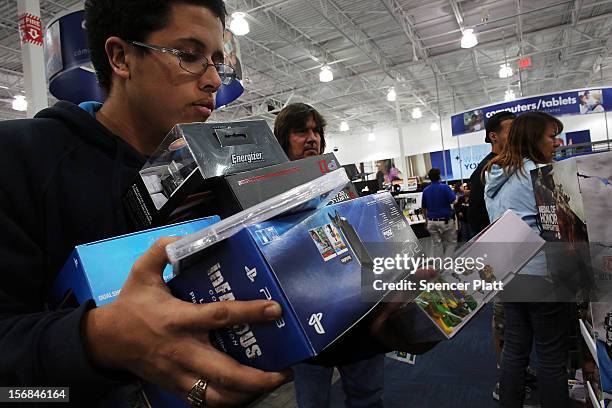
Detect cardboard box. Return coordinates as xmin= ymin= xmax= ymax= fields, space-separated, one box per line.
xmin=47 ymin=216 xmax=219 ymax=309
xmin=167 ymin=192 xmax=422 ymax=371
xmin=531 ymin=151 xmax=612 ymax=299
xmin=123 ymin=120 xmax=288 ymax=229
xmin=412 ymin=210 xmax=545 ymax=340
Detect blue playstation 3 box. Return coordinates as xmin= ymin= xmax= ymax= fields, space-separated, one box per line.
xmin=167 ymin=192 xmax=422 ymax=371
xmin=47 ymin=216 xmax=220 ymax=309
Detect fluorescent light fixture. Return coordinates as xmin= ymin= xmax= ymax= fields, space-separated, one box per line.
xmin=498 ymin=64 xmax=513 ymax=79
xmin=230 ymin=12 xmax=250 ymax=36
xmin=411 ymin=107 xmax=422 ymax=119
xmin=430 ymin=122 xmax=440 ymax=131
xmin=368 ymin=132 xmax=376 ymax=141
xmin=11 ymin=95 xmax=27 ymax=111
xmin=340 ymin=121 xmax=349 ymax=132
xmin=461 ymin=28 xmax=478 ymax=49
xmin=319 ymin=66 xmax=333 ymax=83
xmin=504 ymin=89 xmax=516 ymax=102
xmin=386 ymin=87 xmax=396 ymax=102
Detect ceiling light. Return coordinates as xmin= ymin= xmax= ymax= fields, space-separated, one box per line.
xmin=340 ymin=121 xmax=349 ymax=132
xmin=368 ymin=132 xmax=376 ymax=141
xmin=504 ymin=89 xmax=516 ymax=102
xmin=319 ymin=66 xmax=333 ymax=83
xmin=386 ymin=87 xmax=396 ymax=102
xmin=230 ymin=12 xmax=250 ymax=36
xmin=11 ymin=95 xmax=27 ymax=111
xmin=430 ymin=122 xmax=440 ymax=131
xmin=498 ymin=64 xmax=513 ymax=79
xmin=411 ymin=107 xmax=422 ymax=119
xmin=460 ymin=28 xmax=478 ymax=49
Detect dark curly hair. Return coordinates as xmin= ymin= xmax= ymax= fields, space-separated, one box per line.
xmin=274 ymin=103 xmax=327 ymax=155
xmin=84 ymin=0 xmax=227 ymax=92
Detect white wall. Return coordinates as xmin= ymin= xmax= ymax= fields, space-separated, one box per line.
xmin=326 ymin=112 xmax=612 ymax=165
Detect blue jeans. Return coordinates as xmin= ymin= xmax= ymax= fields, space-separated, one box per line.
xmin=293 ymin=354 xmax=384 ymax=408
xmin=500 ymin=302 xmax=570 ymax=408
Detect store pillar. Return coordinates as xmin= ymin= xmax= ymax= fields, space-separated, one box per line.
xmin=18 ymin=0 xmax=48 ymax=117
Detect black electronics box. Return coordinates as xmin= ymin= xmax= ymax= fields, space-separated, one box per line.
xmin=123 ymin=120 xmax=288 ymax=229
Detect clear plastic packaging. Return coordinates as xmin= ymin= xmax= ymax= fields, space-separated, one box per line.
xmin=166 ymin=169 xmax=350 ymax=265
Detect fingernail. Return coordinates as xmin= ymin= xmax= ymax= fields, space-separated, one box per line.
xmin=264 ymin=303 xmax=282 ymax=318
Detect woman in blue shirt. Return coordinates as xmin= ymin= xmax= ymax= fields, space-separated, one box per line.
xmin=484 ymin=111 xmax=569 ymax=408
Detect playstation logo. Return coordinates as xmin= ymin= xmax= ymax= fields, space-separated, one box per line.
xmin=245 ymin=266 xmax=257 ymax=282
xmin=308 ymin=313 xmax=325 ymax=335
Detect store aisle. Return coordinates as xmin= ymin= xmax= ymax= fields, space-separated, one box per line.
xmin=329 ymin=304 xmax=498 ymax=408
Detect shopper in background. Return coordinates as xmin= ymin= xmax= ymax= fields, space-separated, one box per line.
xmin=0 ymin=1 xmax=292 ymax=406
xmin=468 ymin=111 xmax=518 ymax=402
xmin=454 ymin=182 xmax=473 ymax=242
xmin=484 ymin=111 xmax=569 ymax=408
xmin=469 ymin=111 xmax=516 ymax=235
xmin=422 ymin=168 xmax=457 ymax=258
xmin=275 ymin=102 xmax=385 ymax=408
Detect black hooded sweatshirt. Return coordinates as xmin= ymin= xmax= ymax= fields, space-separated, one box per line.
xmin=0 ymin=101 xmax=146 ymax=404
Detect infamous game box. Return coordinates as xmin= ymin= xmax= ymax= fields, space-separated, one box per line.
xmin=123 ymin=120 xmax=288 ymax=229
xmin=166 ymin=178 xmax=423 ymax=371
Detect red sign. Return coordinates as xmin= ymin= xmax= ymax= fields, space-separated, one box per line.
xmin=518 ymin=56 xmax=532 ymax=69
xmin=19 ymin=13 xmax=43 ymax=46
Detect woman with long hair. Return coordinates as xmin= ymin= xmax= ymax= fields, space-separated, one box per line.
xmin=483 ymin=111 xmax=569 ymax=407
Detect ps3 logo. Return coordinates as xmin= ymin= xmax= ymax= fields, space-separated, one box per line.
xmin=245 ymin=266 xmax=257 ymax=282
xmin=259 ymin=287 xmax=285 ymax=329
xmin=309 ymin=313 xmax=325 ymax=335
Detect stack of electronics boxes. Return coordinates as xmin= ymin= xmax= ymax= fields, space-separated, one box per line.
xmin=122 ymin=119 xmax=357 ymax=227
xmin=51 ymin=120 xmax=363 ymax=407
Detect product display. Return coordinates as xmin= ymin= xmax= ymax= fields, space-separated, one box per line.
xmin=531 ymin=151 xmax=612 ymax=301
xmin=166 ymin=171 xmax=423 ymax=371
xmin=123 ymin=120 xmax=288 ymax=229
xmin=591 ymin=302 xmax=612 ymax=397
xmin=47 ymin=216 xmax=219 ymax=309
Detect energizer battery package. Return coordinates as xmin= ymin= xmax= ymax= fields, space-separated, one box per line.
xmin=165 ymin=170 xmax=424 ymax=371
xmin=123 ymin=120 xmax=288 ymax=229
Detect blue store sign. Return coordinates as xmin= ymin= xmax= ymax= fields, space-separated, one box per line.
xmin=451 ymin=87 xmax=612 ymax=136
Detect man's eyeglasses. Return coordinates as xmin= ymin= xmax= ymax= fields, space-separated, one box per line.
xmin=129 ymin=40 xmax=236 ymax=86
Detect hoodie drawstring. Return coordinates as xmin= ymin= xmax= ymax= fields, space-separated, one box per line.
xmin=112 ymin=141 xmax=129 ymax=233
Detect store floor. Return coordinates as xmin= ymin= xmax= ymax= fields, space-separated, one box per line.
xmin=253 ymin=304 xmax=499 ymax=408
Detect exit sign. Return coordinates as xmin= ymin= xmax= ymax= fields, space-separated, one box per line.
xmin=518 ymin=57 xmax=532 ymax=69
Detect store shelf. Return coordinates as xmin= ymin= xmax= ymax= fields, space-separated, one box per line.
xmin=580 ymin=318 xmax=598 ymax=366
xmin=587 ymin=381 xmax=603 ymax=408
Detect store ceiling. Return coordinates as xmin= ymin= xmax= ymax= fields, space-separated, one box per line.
xmin=1 ymin=0 xmax=611 ymax=136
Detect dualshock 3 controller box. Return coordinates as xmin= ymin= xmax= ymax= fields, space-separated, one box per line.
xmin=123 ymin=120 xmax=288 ymax=229
xmin=47 ymin=216 xmax=220 ymax=309
xmin=167 ymin=191 xmax=422 ymax=371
